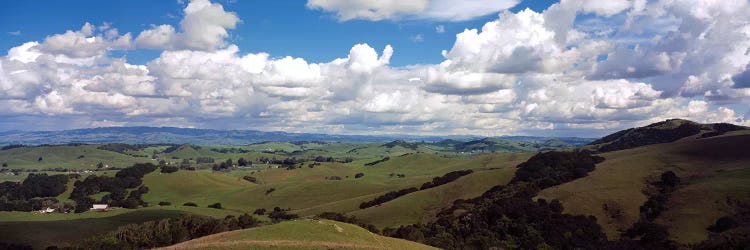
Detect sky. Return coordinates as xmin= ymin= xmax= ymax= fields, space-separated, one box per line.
xmin=0 ymin=0 xmax=749 ymax=137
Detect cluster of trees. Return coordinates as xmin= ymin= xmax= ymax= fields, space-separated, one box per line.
xmin=237 ymin=157 xmax=250 ymax=166
xmin=211 ymin=158 xmax=237 ymax=171
xmin=382 ymin=140 xmax=419 ymax=150
xmin=383 ymin=150 xmax=627 ymax=249
xmin=162 ymin=144 xmax=201 ymax=154
xmin=698 ymin=208 xmax=749 ymax=249
xmin=267 ymin=207 xmax=299 ymax=222
xmin=210 ymin=147 xmax=249 ymax=153
xmin=0 ymin=242 xmax=32 ymax=249
xmin=701 ymin=123 xmax=747 ymax=138
xmin=195 ymin=157 xmax=215 ymax=164
xmin=253 ymin=208 xmax=266 ymax=215
xmin=97 ymin=143 xmax=150 ymax=154
xmin=313 ymin=156 xmax=335 ymax=162
xmin=512 ymin=150 xmax=604 ymax=189
xmin=388 ymin=173 xmax=406 ymax=178
xmin=309 ymin=155 xmax=354 ymax=164
xmin=593 ymin=121 xmax=704 ymax=152
xmin=0 ymin=173 xmax=70 ymax=211
xmin=359 ymin=187 xmax=418 ymax=209
xmin=358 ymin=169 xmax=474 ymax=209
xmin=256 ymin=156 xmax=304 ymax=167
xmin=160 ymin=165 xmax=179 ymax=173
xmin=316 ymin=212 xmax=379 ymax=233
xmin=78 ymin=214 xmax=261 ymax=249
xmin=364 ymin=157 xmax=390 ymax=166
xmin=419 ymin=170 xmax=473 ymax=190
xmin=623 ymin=171 xmax=682 ymax=249
xmin=69 ymin=163 xmax=157 ymax=212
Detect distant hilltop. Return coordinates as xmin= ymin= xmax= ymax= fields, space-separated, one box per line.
xmin=0 ymin=126 xmax=594 ymax=146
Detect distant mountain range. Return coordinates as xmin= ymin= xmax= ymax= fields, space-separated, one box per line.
xmin=0 ymin=126 xmax=595 ymax=146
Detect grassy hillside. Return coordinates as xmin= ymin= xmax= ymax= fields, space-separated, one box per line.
xmin=587 ymin=118 xmax=747 ymax=152
xmin=0 ymin=209 xmax=184 ymax=248
xmin=160 ymin=219 xmax=437 ymax=250
xmin=0 ymin=148 xmax=529 ymax=248
xmin=537 ymin=130 xmax=750 ymax=244
xmin=139 ymin=152 xmax=533 ymax=225
xmin=348 ymin=154 xmax=528 ymax=228
xmin=0 ymin=144 xmax=153 ymax=169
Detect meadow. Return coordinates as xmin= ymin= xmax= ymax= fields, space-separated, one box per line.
xmin=1 ymin=125 xmax=747 ymax=249
xmin=0 ymin=139 xmax=539 ymax=248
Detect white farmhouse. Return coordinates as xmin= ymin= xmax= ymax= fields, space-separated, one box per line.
xmin=91 ymin=204 xmax=109 ymax=211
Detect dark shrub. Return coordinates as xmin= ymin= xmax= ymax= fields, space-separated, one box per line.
xmin=208 ymin=203 xmax=223 ymax=209
xmin=158 ymin=201 xmax=171 ymax=206
xmin=359 ymin=187 xmax=418 ymax=209
xmin=419 ymin=170 xmax=473 ymax=190
xmin=160 ymin=165 xmax=179 ymax=173
xmin=268 ymin=207 xmax=298 ymax=222
xmin=242 ymin=176 xmax=258 ymax=183
xmin=709 ymin=216 xmax=739 ymax=232
xmin=253 ymin=208 xmax=266 ymax=215
xmin=354 ymin=173 xmax=364 ymax=179
xmin=183 ymin=202 xmax=198 ymax=207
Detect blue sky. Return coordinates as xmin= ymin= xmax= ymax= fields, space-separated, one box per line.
xmin=0 ymin=0 xmax=748 ymax=136
xmin=1 ymin=0 xmax=557 ymax=66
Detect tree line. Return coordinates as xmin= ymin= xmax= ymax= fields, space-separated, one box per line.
xmin=0 ymin=173 xmax=69 ymax=211
xmin=75 ymin=213 xmax=261 ymax=249
xmin=383 ymin=150 xmax=630 ymax=249
xmin=69 ymin=163 xmax=157 ymax=212
xmin=358 ymin=169 xmax=475 ymax=209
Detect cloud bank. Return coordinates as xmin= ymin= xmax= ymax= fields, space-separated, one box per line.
xmin=1 ymin=0 xmax=749 ymax=136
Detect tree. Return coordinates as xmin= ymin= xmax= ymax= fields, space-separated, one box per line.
xmin=96 ymin=162 xmax=104 ymax=169
xmin=238 ymin=213 xmax=260 ymax=228
xmin=659 ymin=171 xmax=680 ymax=189
xmin=158 ymin=201 xmax=172 ymax=206
xmin=709 ymin=216 xmax=739 ymax=232
xmin=355 ymin=173 xmax=364 ymax=179
xmin=237 ymin=157 xmax=248 ymax=166
xmin=208 ymin=203 xmax=223 ymax=209
xmin=2 ymin=163 xmax=7 ymax=168
xmin=161 ymin=165 xmax=179 ymax=173
xmin=122 ymin=198 xmax=141 ymax=209
xmin=225 ymin=158 xmax=233 ymax=167
xmin=38 ymin=156 xmax=43 ymax=162
xmin=253 ymin=208 xmax=266 ymax=215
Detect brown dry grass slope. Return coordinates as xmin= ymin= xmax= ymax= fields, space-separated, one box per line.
xmin=537 ymin=130 xmax=750 ymax=244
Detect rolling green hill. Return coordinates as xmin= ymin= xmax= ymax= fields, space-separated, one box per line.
xmin=0 ymin=144 xmax=153 ymax=170
xmin=1 ymin=120 xmax=747 ymax=249
xmin=160 ymin=219 xmax=437 ymax=250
